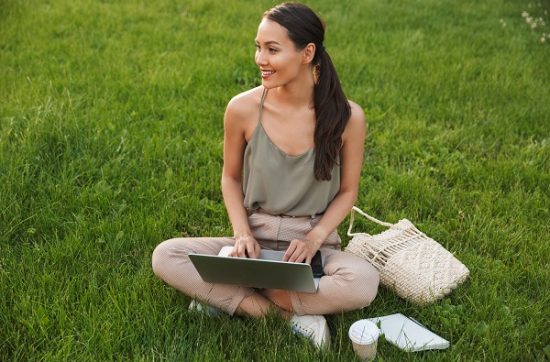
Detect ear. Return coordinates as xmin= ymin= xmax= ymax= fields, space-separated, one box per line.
xmin=302 ymin=43 xmax=316 ymax=65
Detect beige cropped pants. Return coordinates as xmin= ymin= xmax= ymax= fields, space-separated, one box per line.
xmin=152 ymin=212 xmax=379 ymax=316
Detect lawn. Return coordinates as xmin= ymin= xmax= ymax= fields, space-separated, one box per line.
xmin=1 ymin=0 xmax=549 ymax=360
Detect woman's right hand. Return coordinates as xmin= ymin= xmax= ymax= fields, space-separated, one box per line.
xmin=229 ymin=234 xmax=260 ymax=258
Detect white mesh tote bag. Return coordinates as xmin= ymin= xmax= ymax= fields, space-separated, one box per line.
xmin=345 ymin=206 xmax=469 ymax=305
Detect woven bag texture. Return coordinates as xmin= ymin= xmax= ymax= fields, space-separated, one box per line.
xmin=345 ymin=209 xmax=469 ymax=305
xmin=382 ymin=235 xmax=470 ymax=305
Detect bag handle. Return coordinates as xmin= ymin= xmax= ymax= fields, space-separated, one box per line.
xmin=347 ymin=206 xmax=393 ymax=237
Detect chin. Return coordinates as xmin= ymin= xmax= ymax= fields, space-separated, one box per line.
xmin=261 ymin=77 xmax=287 ymax=89
xmin=261 ymin=81 xmax=278 ymax=89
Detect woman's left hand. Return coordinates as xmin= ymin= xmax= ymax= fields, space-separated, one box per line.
xmin=283 ymin=238 xmax=322 ymax=264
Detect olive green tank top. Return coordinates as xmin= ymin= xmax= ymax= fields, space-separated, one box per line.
xmin=242 ymin=88 xmax=340 ymax=217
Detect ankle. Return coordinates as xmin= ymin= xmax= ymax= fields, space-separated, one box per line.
xmin=262 ymin=289 xmax=294 ymax=312
xmin=235 ymin=292 xmax=275 ymax=318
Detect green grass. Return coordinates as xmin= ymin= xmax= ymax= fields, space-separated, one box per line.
xmin=1 ymin=0 xmax=549 ymax=360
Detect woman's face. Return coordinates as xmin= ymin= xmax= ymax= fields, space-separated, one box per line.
xmin=255 ymin=18 xmax=306 ymax=89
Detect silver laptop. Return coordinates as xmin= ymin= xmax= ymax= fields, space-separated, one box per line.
xmin=189 ymin=246 xmax=320 ymax=293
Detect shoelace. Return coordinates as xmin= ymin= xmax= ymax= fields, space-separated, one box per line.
xmin=292 ymin=323 xmax=313 ymax=335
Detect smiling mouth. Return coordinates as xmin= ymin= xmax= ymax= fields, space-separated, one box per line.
xmin=261 ymin=70 xmax=275 ymax=78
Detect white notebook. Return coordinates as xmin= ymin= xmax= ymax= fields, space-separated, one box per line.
xmin=367 ymin=313 xmax=450 ymax=352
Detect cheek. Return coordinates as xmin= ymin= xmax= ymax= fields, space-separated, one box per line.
xmin=273 ymin=54 xmax=298 ymax=71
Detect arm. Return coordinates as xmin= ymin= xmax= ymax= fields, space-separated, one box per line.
xmin=221 ymin=96 xmax=261 ymax=258
xmin=284 ymin=103 xmax=366 ymax=263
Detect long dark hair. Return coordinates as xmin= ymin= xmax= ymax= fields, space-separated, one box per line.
xmin=264 ymin=2 xmax=351 ymax=181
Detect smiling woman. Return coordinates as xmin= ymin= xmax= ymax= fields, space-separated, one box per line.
xmin=152 ymin=2 xmax=379 ymax=350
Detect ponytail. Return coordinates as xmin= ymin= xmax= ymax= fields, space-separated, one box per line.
xmin=312 ymin=47 xmax=351 ymax=181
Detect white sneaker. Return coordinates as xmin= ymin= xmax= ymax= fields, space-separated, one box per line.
xmin=290 ymin=314 xmax=330 ymax=349
xmin=188 ymin=300 xmax=222 ymax=317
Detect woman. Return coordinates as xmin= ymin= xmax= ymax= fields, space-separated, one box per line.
xmin=152 ymin=2 xmax=379 ymax=349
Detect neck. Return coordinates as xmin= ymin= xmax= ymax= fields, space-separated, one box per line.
xmin=271 ymin=67 xmax=315 ymax=108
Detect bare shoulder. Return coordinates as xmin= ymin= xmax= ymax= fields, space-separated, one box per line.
xmin=225 ymin=86 xmax=264 ymax=122
xmin=343 ymin=100 xmax=366 ymax=139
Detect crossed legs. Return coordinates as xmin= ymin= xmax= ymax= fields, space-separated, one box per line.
xmin=152 ymin=237 xmax=378 ymax=318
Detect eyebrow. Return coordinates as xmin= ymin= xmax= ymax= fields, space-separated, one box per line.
xmin=255 ymin=40 xmax=281 ymax=46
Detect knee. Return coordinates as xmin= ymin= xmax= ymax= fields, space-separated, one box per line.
xmin=151 ymin=239 xmax=176 ymax=278
xmin=350 ymin=262 xmax=380 ymax=309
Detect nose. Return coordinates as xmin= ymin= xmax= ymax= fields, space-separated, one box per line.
xmin=255 ymin=49 xmax=268 ymax=67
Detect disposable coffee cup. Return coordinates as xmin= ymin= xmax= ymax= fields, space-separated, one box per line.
xmin=348 ymin=320 xmax=381 ymax=361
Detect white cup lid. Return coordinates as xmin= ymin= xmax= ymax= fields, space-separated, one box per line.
xmin=349 ymin=320 xmax=380 ymax=344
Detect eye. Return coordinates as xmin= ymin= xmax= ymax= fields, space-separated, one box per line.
xmin=268 ymin=47 xmax=278 ymax=54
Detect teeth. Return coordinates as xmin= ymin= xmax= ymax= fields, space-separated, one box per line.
xmin=261 ymin=70 xmax=274 ymax=76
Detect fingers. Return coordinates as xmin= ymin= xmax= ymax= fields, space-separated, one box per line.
xmin=231 ymin=237 xmax=317 ymax=262
xmin=292 ymin=250 xmax=308 ymax=263
xmin=284 ymin=240 xmax=310 ymax=263
xmin=246 ymin=241 xmax=259 ymax=259
xmin=230 ymin=236 xmax=259 ymax=258
xmin=283 ymin=241 xmax=297 ymax=262
xmin=288 ymin=246 xmax=307 ymax=263
xmin=229 ymin=244 xmax=243 ymax=257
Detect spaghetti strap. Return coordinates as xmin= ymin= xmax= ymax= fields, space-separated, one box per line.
xmin=258 ymin=87 xmax=268 ymax=124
